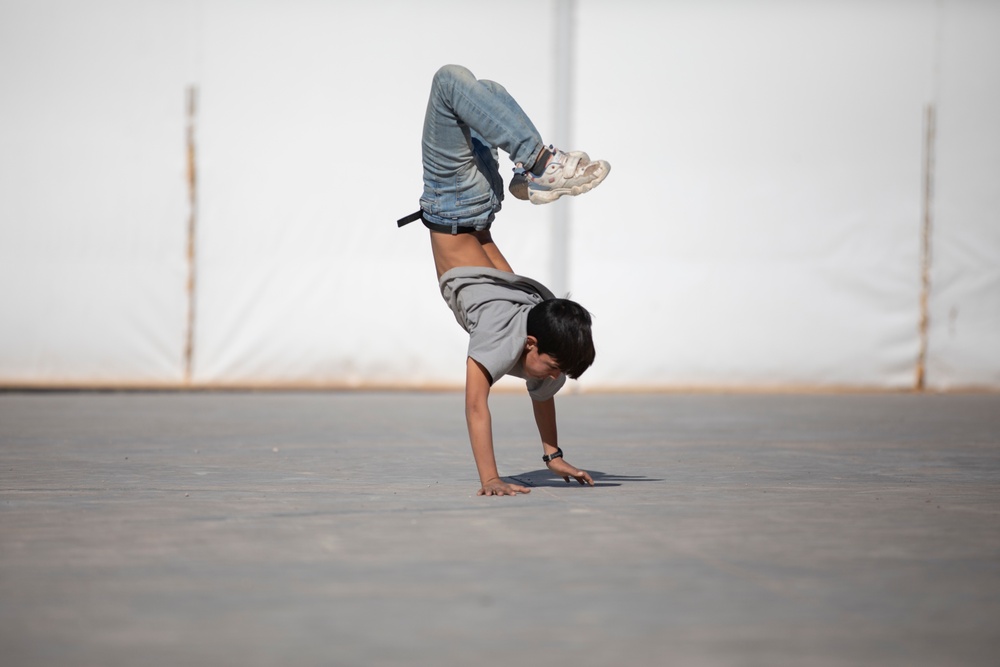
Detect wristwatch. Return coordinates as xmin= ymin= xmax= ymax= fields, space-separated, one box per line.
xmin=542 ymin=447 xmax=563 ymax=463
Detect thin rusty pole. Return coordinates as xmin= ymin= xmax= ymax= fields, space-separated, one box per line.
xmin=916 ymin=103 xmax=935 ymax=391
xmin=184 ymin=85 xmax=199 ymax=384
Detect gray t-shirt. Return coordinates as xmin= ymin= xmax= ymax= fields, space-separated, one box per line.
xmin=439 ymin=266 xmax=566 ymax=401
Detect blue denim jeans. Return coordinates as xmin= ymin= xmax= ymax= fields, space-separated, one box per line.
xmin=420 ymin=65 xmax=546 ymax=233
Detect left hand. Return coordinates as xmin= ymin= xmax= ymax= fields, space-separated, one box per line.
xmin=547 ymin=458 xmax=594 ymax=486
xmin=477 ymin=477 xmax=531 ymax=497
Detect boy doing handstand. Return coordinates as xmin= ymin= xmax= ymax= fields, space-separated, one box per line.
xmin=399 ymin=65 xmax=610 ymax=497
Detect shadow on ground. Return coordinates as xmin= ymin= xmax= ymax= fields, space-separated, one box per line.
xmin=508 ymin=469 xmax=662 ymax=488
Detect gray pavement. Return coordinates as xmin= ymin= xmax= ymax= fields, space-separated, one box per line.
xmin=1 ymin=391 xmax=998 ymax=667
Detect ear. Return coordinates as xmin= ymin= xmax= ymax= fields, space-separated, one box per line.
xmin=524 ymin=335 xmax=538 ymax=351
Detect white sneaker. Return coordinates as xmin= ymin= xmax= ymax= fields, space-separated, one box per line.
xmin=509 ymin=146 xmax=610 ymax=204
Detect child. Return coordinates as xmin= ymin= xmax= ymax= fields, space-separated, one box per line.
xmin=398 ymin=64 xmax=610 ymax=496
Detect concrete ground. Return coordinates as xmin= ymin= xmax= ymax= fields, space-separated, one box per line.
xmin=1 ymin=391 xmax=998 ymax=667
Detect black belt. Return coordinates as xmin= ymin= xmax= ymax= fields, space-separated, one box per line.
xmin=397 ymin=210 xmax=423 ymax=227
xmin=396 ymin=210 xmax=478 ymax=235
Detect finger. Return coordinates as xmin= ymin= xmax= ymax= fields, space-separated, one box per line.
xmin=563 ymin=476 xmax=570 ymax=483
xmin=477 ymin=488 xmax=485 ymax=496
xmin=579 ymin=471 xmax=594 ymax=486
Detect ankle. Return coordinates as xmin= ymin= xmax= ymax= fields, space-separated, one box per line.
xmin=529 ymin=146 xmax=553 ymax=176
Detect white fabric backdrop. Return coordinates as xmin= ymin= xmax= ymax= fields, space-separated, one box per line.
xmin=0 ymin=0 xmax=198 ymax=386
xmin=573 ymin=1 xmax=934 ymax=389
xmin=0 ymin=0 xmax=997 ymax=390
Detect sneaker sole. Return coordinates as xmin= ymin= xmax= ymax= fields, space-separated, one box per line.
xmin=528 ymin=162 xmax=611 ymax=205
xmin=509 ymin=173 xmax=529 ymax=201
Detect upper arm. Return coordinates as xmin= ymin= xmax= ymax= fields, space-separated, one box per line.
xmin=465 ymin=357 xmax=492 ymax=413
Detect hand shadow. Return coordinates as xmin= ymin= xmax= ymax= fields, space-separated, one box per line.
xmin=507 ymin=469 xmax=662 ymax=488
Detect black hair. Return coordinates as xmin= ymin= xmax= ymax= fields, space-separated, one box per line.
xmin=526 ymin=298 xmax=595 ymax=380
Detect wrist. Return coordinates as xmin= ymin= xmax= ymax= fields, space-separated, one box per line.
xmin=542 ymin=447 xmax=563 ymax=464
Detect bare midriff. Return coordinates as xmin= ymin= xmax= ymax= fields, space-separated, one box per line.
xmin=429 ymin=229 xmax=514 ymax=279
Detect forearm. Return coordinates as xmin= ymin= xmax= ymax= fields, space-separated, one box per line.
xmin=465 ymin=357 xmax=501 ymax=485
xmin=463 ymin=358 xmax=531 ymax=496
xmin=532 ymin=396 xmax=594 ymax=487
xmin=531 ymin=397 xmax=559 ymax=458
xmin=466 ymin=401 xmax=500 ymax=485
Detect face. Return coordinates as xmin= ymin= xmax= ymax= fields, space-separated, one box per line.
xmin=523 ymin=338 xmax=562 ymax=380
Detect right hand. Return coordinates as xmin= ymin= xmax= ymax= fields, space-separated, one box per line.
xmin=477 ymin=477 xmax=531 ymax=497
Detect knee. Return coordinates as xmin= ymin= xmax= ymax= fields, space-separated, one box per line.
xmin=433 ymin=64 xmax=474 ymax=88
